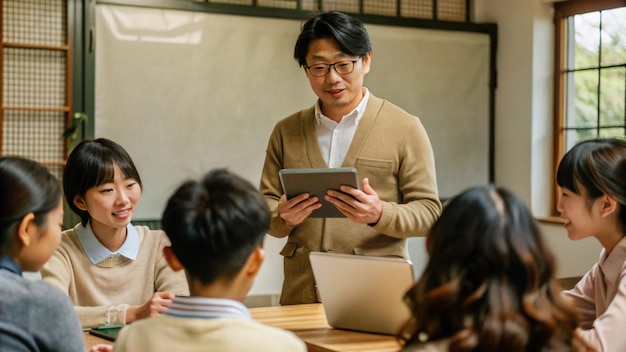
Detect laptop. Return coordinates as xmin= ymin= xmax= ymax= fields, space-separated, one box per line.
xmin=309 ymin=251 xmax=416 ymax=335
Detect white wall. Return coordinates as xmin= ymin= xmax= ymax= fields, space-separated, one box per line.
xmin=476 ymin=0 xmax=600 ymax=279
xmin=540 ymin=223 xmax=601 ymax=278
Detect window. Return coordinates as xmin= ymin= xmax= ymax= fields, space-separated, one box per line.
xmin=552 ymin=0 xmax=626 ymax=212
xmin=1 ymin=0 xmax=85 ymax=227
xmin=1 ymin=0 xmax=71 ymax=181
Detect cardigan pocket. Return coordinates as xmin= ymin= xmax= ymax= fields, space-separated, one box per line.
xmin=355 ymin=157 xmax=394 ymax=171
xmin=280 ymin=241 xmax=299 ymax=258
xmin=355 ymin=158 xmax=397 ymax=191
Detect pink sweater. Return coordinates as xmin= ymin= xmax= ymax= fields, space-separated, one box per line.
xmin=564 ymin=236 xmax=626 ymax=352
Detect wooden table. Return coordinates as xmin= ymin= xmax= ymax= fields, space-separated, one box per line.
xmin=84 ymin=330 xmax=112 ymax=351
xmin=84 ymin=303 xmax=402 ymax=352
xmin=250 ymin=303 xmax=402 ymax=352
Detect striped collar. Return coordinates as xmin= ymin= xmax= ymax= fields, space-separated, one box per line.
xmin=164 ymin=296 xmax=251 ymax=320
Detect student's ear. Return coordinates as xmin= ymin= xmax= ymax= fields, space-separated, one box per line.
xmin=16 ymin=213 xmax=37 ymax=247
xmin=163 ymin=246 xmax=184 ymax=272
xmin=245 ymin=245 xmax=265 ymax=278
xmin=599 ymin=194 xmax=618 ymax=218
xmin=73 ymin=195 xmax=88 ymax=211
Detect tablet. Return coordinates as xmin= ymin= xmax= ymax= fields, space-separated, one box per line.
xmin=279 ymin=167 xmax=359 ymax=218
xmin=88 ymin=325 xmax=123 ymax=341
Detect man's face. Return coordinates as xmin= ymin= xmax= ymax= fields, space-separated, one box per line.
xmin=304 ymin=38 xmax=371 ymax=121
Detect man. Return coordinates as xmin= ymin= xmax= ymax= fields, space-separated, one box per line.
xmin=260 ymin=11 xmax=442 ymax=305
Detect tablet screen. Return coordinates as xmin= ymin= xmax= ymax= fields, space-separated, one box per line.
xmin=88 ymin=325 xmax=123 ymax=341
xmin=279 ymin=167 xmax=359 ymax=218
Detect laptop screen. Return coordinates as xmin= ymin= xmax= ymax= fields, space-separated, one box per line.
xmin=309 ymin=251 xmax=415 ymax=335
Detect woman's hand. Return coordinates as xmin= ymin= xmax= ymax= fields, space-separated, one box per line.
xmin=125 ymin=291 xmax=175 ymax=323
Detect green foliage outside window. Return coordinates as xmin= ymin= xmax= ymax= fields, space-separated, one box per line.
xmin=564 ymin=7 xmax=626 ymax=151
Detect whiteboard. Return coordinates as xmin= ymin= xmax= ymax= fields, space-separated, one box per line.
xmin=95 ymin=5 xmax=492 ymax=219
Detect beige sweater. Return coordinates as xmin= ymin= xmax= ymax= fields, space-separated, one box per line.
xmin=41 ymin=224 xmax=189 ymax=328
xmin=113 ymin=315 xmax=307 ymax=352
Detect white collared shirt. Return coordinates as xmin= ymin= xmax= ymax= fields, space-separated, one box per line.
xmin=76 ymin=221 xmax=140 ymax=264
xmin=315 ymin=88 xmax=370 ymax=168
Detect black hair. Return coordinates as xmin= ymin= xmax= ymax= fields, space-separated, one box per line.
xmin=0 ymin=156 xmax=62 ymax=253
xmin=294 ymin=11 xmax=372 ymax=67
xmin=161 ymin=168 xmax=270 ymax=284
xmin=556 ymin=138 xmax=626 ymax=231
xmin=63 ymin=138 xmax=142 ymax=226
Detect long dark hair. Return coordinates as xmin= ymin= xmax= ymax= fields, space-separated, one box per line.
xmin=0 ymin=156 xmax=62 ymax=253
xmin=400 ymin=185 xmax=586 ymax=351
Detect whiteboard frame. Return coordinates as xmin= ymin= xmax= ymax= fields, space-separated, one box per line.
xmin=81 ymin=2 xmax=497 ymax=214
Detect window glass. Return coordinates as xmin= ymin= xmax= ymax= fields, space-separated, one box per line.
xmin=599 ymin=67 xmax=625 ymax=127
xmin=566 ymin=70 xmax=598 ymax=129
xmin=600 ymin=8 xmax=626 ymax=67
xmin=560 ymin=6 xmax=626 ymax=152
xmin=572 ymin=12 xmax=600 ymax=70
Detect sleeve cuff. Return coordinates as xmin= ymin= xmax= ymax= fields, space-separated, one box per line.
xmin=107 ymin=303 xmax=129 ymax=325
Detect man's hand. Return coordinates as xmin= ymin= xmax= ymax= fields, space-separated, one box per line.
xmin=325 ymin=178 xmax=382 ymax=224
xmin=278 ymin=193 xmax=322 ymax=227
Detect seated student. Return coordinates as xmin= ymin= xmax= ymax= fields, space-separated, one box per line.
xmin=41 ymin=138 xmax=189 ymax=328
xmin=0 ymin=156 xmax=84 ymax=351
xmin=556 ymin=138 xmax=626 ymax=351
xmin=398 ymin=185 xmax=592 ymax=352
xmin=112 ymin=168 xmax=307 ymax=351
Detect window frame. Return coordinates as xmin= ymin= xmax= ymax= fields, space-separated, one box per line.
xmin=551 ymin=0 xmax=626 ymax=215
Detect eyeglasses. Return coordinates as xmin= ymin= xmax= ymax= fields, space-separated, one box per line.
xmin=304 ymin=58 xmax=361 ymax=77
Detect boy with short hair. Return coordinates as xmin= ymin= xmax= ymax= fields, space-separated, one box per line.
xmin=112 ymin=169 xmax=306 ymax=352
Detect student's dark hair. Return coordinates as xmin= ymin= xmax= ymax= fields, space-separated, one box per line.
xmin=294 ymin=11 xmax=372 ymax=67
xmin=0 ymin=156 xmax=62 ymax=254
xmin=161 ymin=168 xmax=270 ymax=284
xmin=400 ymin=185 xmax=587 ymax=352
xmin=63 ymin=138 xmax=142 ymax=226
xmin=556 ymin=138 xmax=626 ymax=232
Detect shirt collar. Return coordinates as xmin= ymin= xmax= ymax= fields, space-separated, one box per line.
xmin=76 ymin=221 xmax=140 ymax=264
xmin=599 ymin=235 xmax=626 ymax=286
xmin=315 ymin=87 xmax=370 ymax=126
xmin=164 ymin=296 xmax=251 ymax=319
xmin=0 ymin=255 xmax=22 ymax=276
